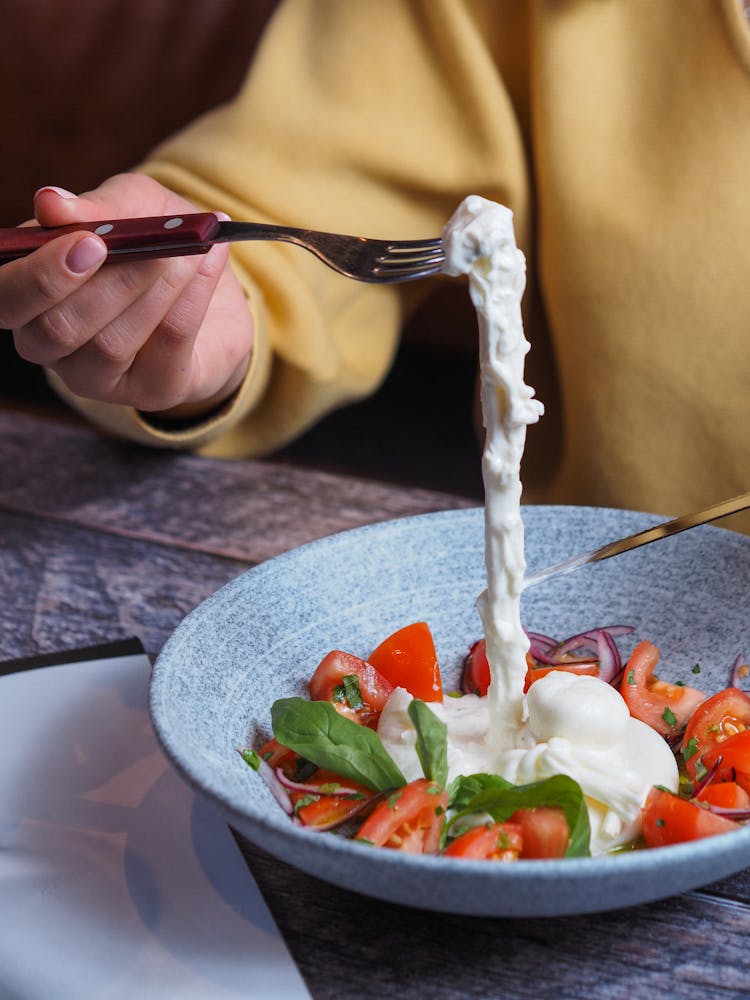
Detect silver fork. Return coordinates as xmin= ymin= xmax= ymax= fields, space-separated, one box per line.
xmin=0 ymin=212 xmax=446 ymax=284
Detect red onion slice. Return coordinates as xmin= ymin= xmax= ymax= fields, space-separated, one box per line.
xmin=256 ymin=757 xmax=294 ymax=815
xmin=276 ymin=768 xmax=362 ymax=798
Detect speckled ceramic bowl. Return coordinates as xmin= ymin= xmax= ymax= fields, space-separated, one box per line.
xmin=150 ymin=506 xmax=750 ymax=917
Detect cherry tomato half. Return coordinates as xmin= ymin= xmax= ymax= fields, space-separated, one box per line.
xmin=355 ymin=778 xmax=447 ymax=853
xmin=620 ymin=641 xmax=706 ymax=737
xmin=695 ymin=780 xmax=750 ymax=811
xmin=681 ymin=688 xmax=750 ymax=785
xmin=509 ymin=806 xmax=570 ymax=858
xmin=641 ymin=786 xmax=739 ymax=848
xmin=291 ymin=768 xmax=378 ymax=828
xmin=368 ymin=622 xmax=443 ymax=702
xmin=309 ymin=649 xmax=393 ymax=727
xmin=443 ymin=822 xmax=523 ymax=861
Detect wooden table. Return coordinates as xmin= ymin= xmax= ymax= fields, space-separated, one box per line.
xmin=1 ymin=408 xmax=748 ymax=1000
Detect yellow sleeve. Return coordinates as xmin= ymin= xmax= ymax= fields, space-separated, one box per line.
xmin=54 ymin=0 xmax=530 ymax=458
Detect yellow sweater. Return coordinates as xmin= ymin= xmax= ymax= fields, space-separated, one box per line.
xmin=52 ymin=0 xmax=750 ymax=524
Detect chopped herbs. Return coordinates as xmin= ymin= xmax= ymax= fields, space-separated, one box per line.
xmin=682 ymin=737 xmax=700 ymax=762
xmin=626 ymin=669 xmax=636 ymax=686
xmin=240 ymin=748 xmax=262 ymax=771
xmin=656 ymin=818 xmax=665 ymax=828
xmin=692 ymin=663 xmax=702 ymax=675
xmin=333 ymin=674 xmax=364 ymax=710
xmin=661 ymin=706 xmax=678 ymax=728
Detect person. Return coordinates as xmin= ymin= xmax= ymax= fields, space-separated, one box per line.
xmin=1 ymin=0 xmax=748 ymax=524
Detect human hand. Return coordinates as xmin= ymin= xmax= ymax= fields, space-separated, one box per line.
xmin=2 ymin=173 xmax=253 ymax=420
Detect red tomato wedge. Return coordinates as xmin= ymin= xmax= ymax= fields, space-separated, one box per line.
xmin=641 ymin=786 xmax=739 ymax=847
xmin=620 ymin=641 xmax=706 ymax=737
xmin=681 ymin=688 xmax=750 ymax=785
xmin=700 ymin=729 xmax=750 ymax=794
xmin=695 ymin=780 xmax=750 ymax=810
xmin=257 ymin=736 xmax=302 ymax=779
xmin=355 ymin=779 xmax=447 ymax=853
xmin=462 ymin=639 xmax=491 ymax=696
xmin=509 ymin=806 xmax=570 ymax=858
xmin=523 ymin=659 xmax=599 ymax=693
xmin=368 ymin=622 xmax=443 ymax=702
xmin=443 ymin=822 xmax=523 ymax=861
xmin=290 ymin=769 xmax=377 ymax=829
xmin=309 ymin=650 xmax=393 ymax=727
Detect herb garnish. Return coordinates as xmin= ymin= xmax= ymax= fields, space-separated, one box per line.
xmin=407 ymin=698 xmax=449 ymax=788
xmin=271 ymin=697 xmax=405 ymax=792
xmin=662 ymin=706 xmax=678 ymax=728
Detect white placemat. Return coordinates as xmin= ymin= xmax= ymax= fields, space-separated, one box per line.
xmin=0 ymin=644 xmax=310 ymax=999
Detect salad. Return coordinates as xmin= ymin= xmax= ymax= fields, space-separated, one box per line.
xmin=240 ymin=620 xmax=750 ymax=860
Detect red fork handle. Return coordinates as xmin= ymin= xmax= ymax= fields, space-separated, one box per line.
xmin=0 ymin=213 xmax=222 ymax=265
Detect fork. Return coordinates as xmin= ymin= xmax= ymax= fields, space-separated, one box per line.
xmin=0 ymin=212 xmax=446 ymax=284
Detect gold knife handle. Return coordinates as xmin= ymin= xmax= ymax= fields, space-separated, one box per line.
xmin=524 ymin=491 xmax=750 ymax=590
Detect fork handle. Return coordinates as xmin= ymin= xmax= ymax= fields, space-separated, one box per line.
xmin=0 ymin=213 xmax=221 ymax=265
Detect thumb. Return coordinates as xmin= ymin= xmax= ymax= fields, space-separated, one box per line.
xmin=33 ymin=185 xmax=113 ymax=227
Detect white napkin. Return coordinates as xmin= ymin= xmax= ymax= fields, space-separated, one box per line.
xmin=0 ymin=646 xmax=310 ymax=1000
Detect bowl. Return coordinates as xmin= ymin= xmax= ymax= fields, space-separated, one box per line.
xmin=150 ymin=505 xmax=750 ymax=916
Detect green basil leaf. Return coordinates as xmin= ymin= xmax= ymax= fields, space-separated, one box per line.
xmin=342 ymin=674 xmax=364 ymax=711
xmin=448 ymin=773 xmax=591 ymax=858
xmin=447 ymin=772 xmax=512 ymax=812
xmin=271 ymin=697 xmax=405 ymax=792
xmin=407 ymin=699 xmax=449 ymax=788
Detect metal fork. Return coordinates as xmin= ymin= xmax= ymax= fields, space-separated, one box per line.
xmin=0 ymin=212 xmax=446 ymax=284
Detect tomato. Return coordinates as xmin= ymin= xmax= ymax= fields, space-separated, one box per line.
xmin=462 ymin=639 xmax=491 ymax=696
xmin=258 ymin=736 xmax=305 ymax=780
xmin=620 ymin=641 xmax=706 ymax=737
xmin=681 ymin=688 xmax=750 ymax=785
xmin=523 ymin=659 xmax=599 ymax=693
xmin=355 ymin=779 xmax=447 ymax=852
xmin=641 ymin=786 xmax=739 ymax=847
xmin=700 ymin=729 xmax=750 ymax=793
xmin=464 ymin=638 xmax=555 ymax=696
xmin=309 ymin=650 xmax=393 ymax=727
xmin=443 ymin=822 xmax=523 ymax=861
xmin=695 ymin=780 xmax=750 ymax=810
xmin=368 ymin=622 xmax=443 ymax=702
xmin=509 ymin=806 xmax=570 ymax=858
xmin=291 ymin=769 xmax=377 ymax=828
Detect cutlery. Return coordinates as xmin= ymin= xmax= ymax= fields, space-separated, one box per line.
xmin=0 ymin=213 xmax=445 ymax=283
xmin=524 ymin=491 xmax=750 ymax=589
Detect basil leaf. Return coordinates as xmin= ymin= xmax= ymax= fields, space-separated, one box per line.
xmin=448 ymin=773 xmax=591 ymax=858
xmin=407 ymin=699 xmax=449 ymax=788
xmin=447 ymin=772 xmax=512 ymax=812
xmin=271 ymin=697 xmax=405 ymax=792
xmin=342 ymin=674 xmax=364 ymax=711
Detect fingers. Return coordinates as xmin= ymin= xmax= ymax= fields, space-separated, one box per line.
xmin=0 ymin=231 xmax=108 ymax=330
xmin=32 ymin=173 xmax=192 ymax=228
xmin=50 ymin=244 xmax=231 ymax=410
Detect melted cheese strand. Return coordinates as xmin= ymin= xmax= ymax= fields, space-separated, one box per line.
xmin=442 ymin=196 xmax=543 ymax=748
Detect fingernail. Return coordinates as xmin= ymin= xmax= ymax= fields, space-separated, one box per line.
xmin=214 ymin=211 xmax=232 ymax=222
xmin=66 ymin=236 xmax=106 ymax=274
xmin=34 ymin=185 xmax=77 ymax=201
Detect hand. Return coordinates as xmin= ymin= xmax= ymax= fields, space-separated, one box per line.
xmin=2 ymin=173 xmax=253 ymax=419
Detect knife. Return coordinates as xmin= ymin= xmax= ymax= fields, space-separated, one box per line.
xmin=523 ymin=491 xmax=750 ymax=589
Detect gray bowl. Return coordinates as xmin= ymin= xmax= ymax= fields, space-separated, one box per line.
xmin=150 ymin=506 xmax=750 ymax=917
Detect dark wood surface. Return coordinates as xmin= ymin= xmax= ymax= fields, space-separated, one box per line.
xmin=2 ymin=408 xmax=749 ymax=1000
